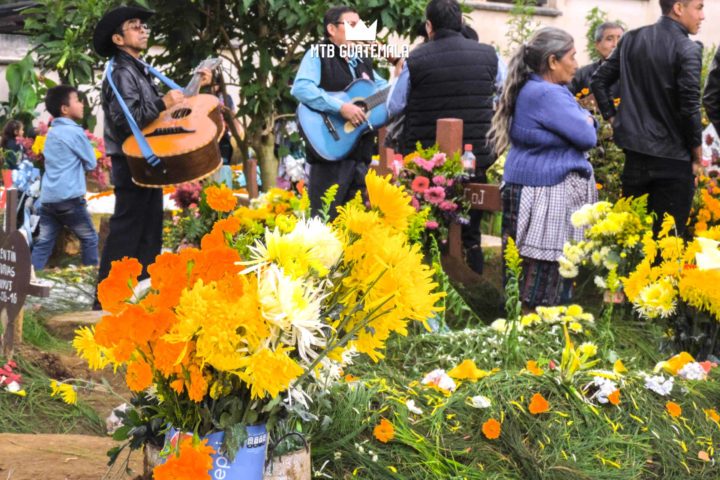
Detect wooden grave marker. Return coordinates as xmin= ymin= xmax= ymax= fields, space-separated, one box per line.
xmin=0 ymin=188 xmax=50 ymax=358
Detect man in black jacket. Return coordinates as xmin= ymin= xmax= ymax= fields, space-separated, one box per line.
xmin=592 ymin=0 xmax=705 ymax=236
xmin=570 ymin=22 xmax=624 ymax=98
xmin=387 ymin=0 xmax=500 ymax=273
xmin=704 ymin=49 xmax=720 ymax=141
xmin=92 ymin=6 xmax=209 ymax=307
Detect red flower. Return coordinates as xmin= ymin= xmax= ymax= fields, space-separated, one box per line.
xmin=411 ymin=176 xmax=430 ymax=194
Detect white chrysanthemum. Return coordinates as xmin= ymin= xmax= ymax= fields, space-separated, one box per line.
xmin=490 ymin=319 xmax=507 ymax=333
xmin=677 ymin=362 xmax=707 ymax=381
xmin=591 ymin=376 xmax=618 ymax=404
xmin=594 ymin=276 xmax=607 ymax=289
xmin=289 ymin=217 xmax=343 ymax=272
xmin=558 ymin=256 xmax=579 ymax=278
xmin=469 ymin=395 xmax=492 ymax=409
xmin=406 ymin=399 xmax=424 ymax=415
xmin=644 ymin=374 xmax=674 ymax=396
xmin=258 ymin=264 xmax=327 ymax=363
xmin=421 ymin=369 xmax=457 ymax=392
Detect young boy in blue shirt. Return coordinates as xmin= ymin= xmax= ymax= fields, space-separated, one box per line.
xmin=31 ymin=85 xmax=99 ymax=270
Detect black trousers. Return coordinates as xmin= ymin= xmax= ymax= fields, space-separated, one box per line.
xmin=308 ymin=159 xmax=369 ymax=219
xmin=461 ymin=170 xmax=488 ymax=248
xmin=97 ymin=156 xmax=163 ymax=288
xmin=621 ymin=150 xmax=695 ymax=237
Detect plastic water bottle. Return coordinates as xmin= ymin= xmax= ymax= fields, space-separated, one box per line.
xmin=461 ymin=144 xmax=476 ymax=176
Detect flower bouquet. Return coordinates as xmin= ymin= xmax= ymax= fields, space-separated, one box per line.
xmin=687 ymin=174 xmax=720 ymax=236
xmin=623 ymin=217 xmax=720 ymax=357
xmin=74 ymin=170 xmax=443 ymax=479
xmin=393 ymin=144 xmax=469 ymax=249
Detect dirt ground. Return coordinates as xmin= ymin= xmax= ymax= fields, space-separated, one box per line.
xmin=0 ymin=433 xmax=144 ymax=480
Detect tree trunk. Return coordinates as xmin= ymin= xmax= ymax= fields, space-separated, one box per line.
xmin=255 ymin=132 xmax=277 ymax=191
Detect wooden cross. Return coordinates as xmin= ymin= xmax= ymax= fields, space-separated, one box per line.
xmin=0 ymin=188 xmax=50 ymax=358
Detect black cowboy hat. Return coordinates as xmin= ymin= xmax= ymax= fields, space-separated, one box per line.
xmin=93 ymin=5 xmax=154 ymax=57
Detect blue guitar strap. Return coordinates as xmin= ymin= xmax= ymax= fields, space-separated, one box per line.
xmin=104 ymin=57 xmax=182 ymax=167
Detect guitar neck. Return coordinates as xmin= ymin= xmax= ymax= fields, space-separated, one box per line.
xmin=183 ymin=58 xmax=222 ymax=97
xmin=364 ymin=86 xmax=391 ymax=110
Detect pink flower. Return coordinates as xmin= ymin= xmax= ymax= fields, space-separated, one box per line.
xmin=412 ymin=176 xmax=430 ymax=193
xmin=411 ymin=197 xmax=421 ymax=211
xmin=432 ymin=175 xmax=447 ymax=186
xmin=439 ymin=200 xmax=458 ymax=211
xmin=423 ymin=186 xmax=446 ymax=205
xmin=425 ymin=221 xmax=439 ymax=230
xmin=413 ymin=156 xmax=436 ymax=172
xmin=446 ymin=179 xmax=454 ymax=187
xmin=431 ymin=152 xmax=447 ymax=166
xmin=391 ymin=160 xmax=403 ymax=177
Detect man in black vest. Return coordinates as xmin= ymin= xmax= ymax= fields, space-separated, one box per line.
xmin=292 ymin=6 xmax=388 ymax=218
xmin=387 ymin=0 xmax=500 ymax=273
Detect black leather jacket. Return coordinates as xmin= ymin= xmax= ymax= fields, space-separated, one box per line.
xmin=592 ymin=16 xmax=703 ymax=161
xmin=101 ymin=50 xmax=166 ymax=158
xmin=570 ymin=60 xmax=619 ymax=100
xmin=704 ymin=48 xmax=720 ymax=136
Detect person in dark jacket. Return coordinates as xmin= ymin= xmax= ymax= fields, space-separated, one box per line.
xmin=92 ymin=6 xmax=210 ymax=308
xmin=570 ymin=22 xmax=624 ymax=98
xmin=291 ymin=6 xmax=387 ymax=218
xmin=592 ymin=0 xmax=705 ymax=236
xmin=704 ymin=48 xmax=720 ymax=138
xmin=386 ymin=0 xmax=501 ymax=273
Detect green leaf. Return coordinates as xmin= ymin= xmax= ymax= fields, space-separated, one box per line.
xmin=223 ymin=423 xmax=248 ymax=462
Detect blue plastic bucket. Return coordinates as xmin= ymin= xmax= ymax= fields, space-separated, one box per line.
xmin=164 ymin=424 xmax=268 ymax=479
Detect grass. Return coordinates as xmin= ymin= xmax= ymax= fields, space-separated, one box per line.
xmin=304 ymin=312 xmax=720 ymax=479
xmin=22 ymin=309 xmax=72 ymax=353
xmin=0 ymin=356 xmax=105 ymax=435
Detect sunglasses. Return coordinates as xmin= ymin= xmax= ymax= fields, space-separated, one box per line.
xmin=123 ymin=23 xmax=151 ymax=33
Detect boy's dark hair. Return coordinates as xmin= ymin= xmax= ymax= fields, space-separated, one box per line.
xmin=659 ymin=0 xmax=692 ymax=15
xmin=45 ymin=85 xmax=78 ymax=118
xmin=426 ymin=0 xmax=462 ymax=32
xmin=324 ymin=6 xmax=357 ymax=38
xmin=1 ymin=120 xmax=23 ymax=149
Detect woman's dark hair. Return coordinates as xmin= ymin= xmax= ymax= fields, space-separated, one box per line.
xmin=323 ymin=5 xmax=357 ymax=38
xmin=1 ymin=120 xmax=23 ymax=149
xmin=489 ymin=27 xmax=575 ymax=155
xmin=45 ymin=85 xmax=78 ymax=118
xmin=461 ymin=24 xmax=479 ymax=41
xmin=426 ymin=0 xmax=462 ymax=32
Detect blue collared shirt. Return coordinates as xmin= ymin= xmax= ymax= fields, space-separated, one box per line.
xmin=387 ymin=56 xmax=508 ymax=118
xmin=40 ymin=117 xmax=97 ymax=204
xmin=291 ymin=49 xmax=388 ymax=112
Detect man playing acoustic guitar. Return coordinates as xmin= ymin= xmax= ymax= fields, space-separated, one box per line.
xmin=92 ymin=6 xmax=211 ymax=308
xmin=292 ymin=6 xmax=388 ymax=218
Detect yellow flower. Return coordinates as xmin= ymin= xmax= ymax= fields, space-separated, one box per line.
xmin=613 ymin=359 xmax=627 ymax=375
xmin=526 ymin=360 xmax=544 ymax=376
xmin=364 ymin=169 xmax=415 ymax=232
xmin=448 ymin=359 xmax=496 ymax=381
xmin=655 ymin=352 xmax=694 ymax=376
xmin=658 ymin=214 xmax=676 ymax=239
xmin=50 ymin=380 xmax=77 ymax=405
xmin=72 ymin=326 xmax=114 ymax=370
xmin=634 ymin=279 xmax=677 ymax=319
xmin=578 ymin=342 xmax=597 ymax=358
xmin=32 ymin=135 xmax=46 ymax=155
xmin=238 ymin=346 xmax=304 ymax=399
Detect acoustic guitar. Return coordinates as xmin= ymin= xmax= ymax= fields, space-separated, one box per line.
xmin=296 ymin=78 xmax=390 ymax=162
xmin=122 ymin=58 xmax=224 ymax=187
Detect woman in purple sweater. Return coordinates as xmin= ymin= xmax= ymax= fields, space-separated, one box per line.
xmin=489 ymin=27 xmax=597 ymax=308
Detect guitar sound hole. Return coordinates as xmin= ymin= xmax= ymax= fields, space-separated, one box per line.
xmin=354 ymin=101 xmax=368 ymax=113
xmin=171 ymin=108 xmax=192 ymax=119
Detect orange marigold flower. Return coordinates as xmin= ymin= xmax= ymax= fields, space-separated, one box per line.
xmin=187 ymin=365 xmax=209 ymax=402
xmin=153 ymin=437 xmax=215 ymax=480
xmin=205 ymin=185 xmax=237 ymax=212
xmin=482 ymin=418 xmax=501 ymax=440
xmin=126 ymin=359 xmax=153 ymax=392
xmin=528 ymin=393 xmax=550 ymax=415
xmin=373 ymin=418 xmax=395 ymax=443
xmin=666 ymin=401 xmax=682 ymax=418
xmin=526 ymin=360 xmax=544 ymax=376
xmin=97 ymin=257 xmax=142 ymax=313
xmin=704 ymin=408 xmax=720 ymax=423
xmin=153 ymin=339 xmax=189 ymax=376
xmin=170 ymin=378 xmax=185 ymax=394
xmin=608 ymin=389 xmax=621 ymax=406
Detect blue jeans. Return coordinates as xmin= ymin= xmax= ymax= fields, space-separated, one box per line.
xmin=31 ymin=197 xmax=98 ymax=270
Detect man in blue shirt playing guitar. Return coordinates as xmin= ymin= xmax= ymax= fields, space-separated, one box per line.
xmin=292 ymin=6 xmax=388 ymax=218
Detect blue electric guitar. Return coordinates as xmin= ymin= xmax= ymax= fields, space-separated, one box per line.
xmin=296 ymin=78 xmax=391 ymax=162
